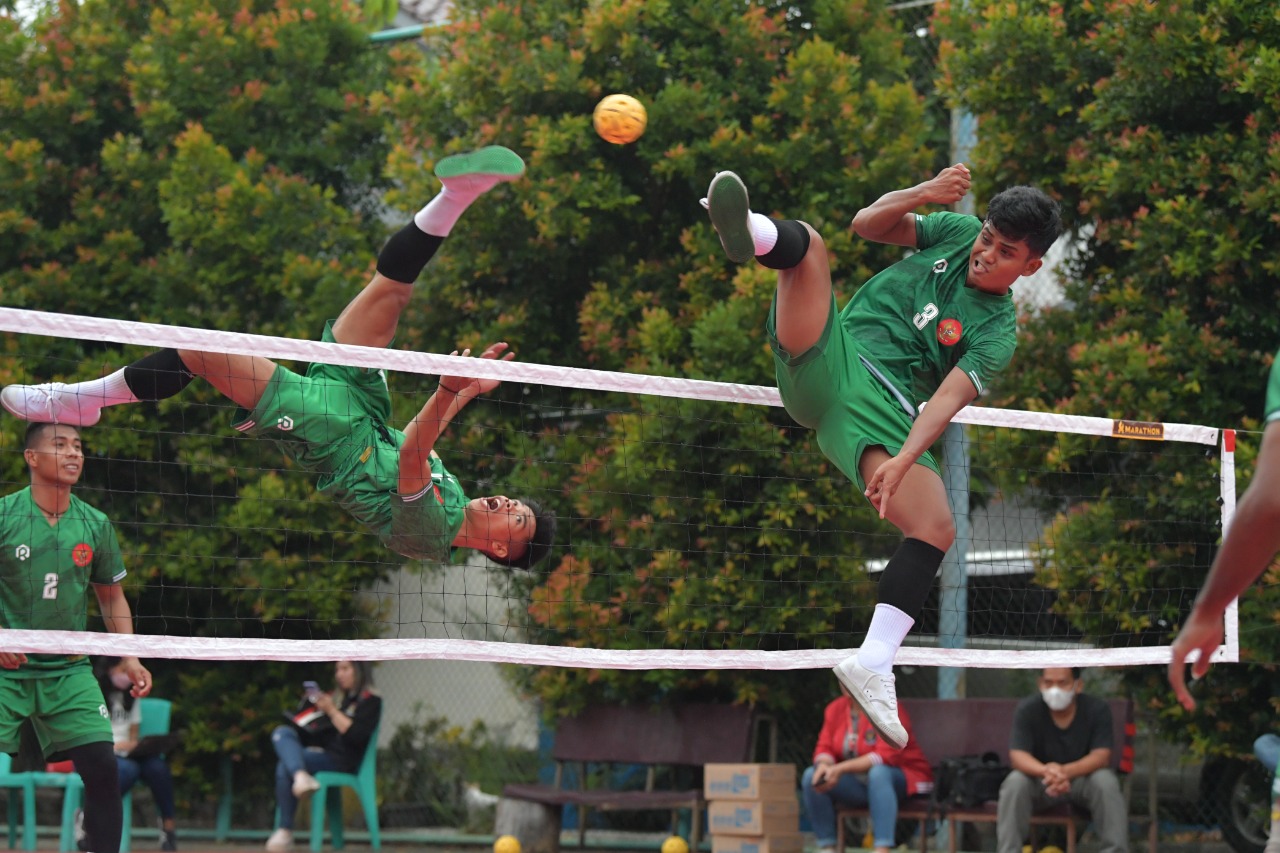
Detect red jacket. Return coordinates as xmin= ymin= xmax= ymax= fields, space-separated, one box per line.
xmin=812 ymin=695 xmax=934 ymax=796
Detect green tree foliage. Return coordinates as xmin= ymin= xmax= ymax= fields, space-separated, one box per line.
xmin=0 ymin=0 xmax=416 ymax=812
xmin=937 ymin=0 xmax=1280 ymax=754
xmin=376 ymin=0 xmax=946 ymax=716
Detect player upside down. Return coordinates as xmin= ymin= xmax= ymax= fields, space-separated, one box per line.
xmin=3 ymin=146 xmax=555 ymax=570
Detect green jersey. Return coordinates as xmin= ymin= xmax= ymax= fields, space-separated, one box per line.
xmin=1266 ymin=347 xmax=1280 ymax=424
xmin=842 ymin=211 xmax=1017 ymax=411
xmin=0 ymin=487 xmax=126 ymax=675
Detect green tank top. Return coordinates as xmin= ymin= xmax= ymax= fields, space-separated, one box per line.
xmin=0 ymin=487 xmax=126 ymax=674
xmin=842 ymin=211 xmax=1018 ymax=409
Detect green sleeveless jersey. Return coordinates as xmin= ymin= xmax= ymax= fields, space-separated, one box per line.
xmin=1266 ymin=347 xmax=1280 ymax=424
xmin=0 ymin=487 xmax=126 ymax=674
xmin=842 ymin=211 xmax=1018 ymax=410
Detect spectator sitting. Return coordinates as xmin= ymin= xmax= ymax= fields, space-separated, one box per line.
xmin=265 ymin=661 xmax=382 ymax=852
xmin=802 ymin=683 xmax=934 ymax=853
xmin=95 ymin=656 xmax=178 ymax=851
xmin=997 ymin=667 xmax=1127 ymax=853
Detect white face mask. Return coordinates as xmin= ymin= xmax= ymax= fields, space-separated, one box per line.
xmin=1041 ymin=686 xmax=1075 ymax=712
xmin=110 ymin=672 xmax=133 ymax=691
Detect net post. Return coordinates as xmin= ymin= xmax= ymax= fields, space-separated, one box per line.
xmin=938 ymin=422 xmax=970 ymax=698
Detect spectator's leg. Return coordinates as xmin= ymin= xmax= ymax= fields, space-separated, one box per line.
xmin=117 ymin=756 xmax=141 ymax=796
xmin=997 ymin=771 xmax=1038 ymax=853
xmin=801 ymin=766 xmax=870 ymax=853
xmin=137 ymin=756 xmax=177 ymax=826
xmin=1264 ymin=764 xmax=1279 ymax=853
xmin=271 ymin=727 xmax=306 ymax=829
xmin=867 ymin=764 xmax=907 ymax=851
xmin=1069 ymin=769 xmax=1128 ymax=853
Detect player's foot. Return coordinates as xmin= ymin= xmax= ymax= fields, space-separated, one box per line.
xmin=265 ymin=828 xmax=294 ymax=851
xmin=160 ymin=825 xmax=178 ymax=852
xmin=833 ymin=655 xmax=908 ymax=749
xmin=73 ymin=808 xmax=89 ymax=852
xmin=0 ymin=382 xmax=103 ymax=426
xmin=434 ymin=145 xmax=526 ymax=195
xmin=703 ymin=171 xmax=755 ymax=263
xmin=291 ymin=769 xmax=321 ymax=797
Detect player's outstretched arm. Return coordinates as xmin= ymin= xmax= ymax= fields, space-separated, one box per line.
xmin=864 ymin=368 xmax=977 ymax=519
xmin=93 ymin=582 xmax=152 ymax=697
xmin=398 ymin=342 xmax=514 ymax=497
xmin=1169 ymin=420 xmax=1280 ymax=709
xmin=851 ymin=163 xmax=972 ymax=248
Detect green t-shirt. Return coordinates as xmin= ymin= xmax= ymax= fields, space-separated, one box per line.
xmin=0 ymin=487 xmax=126 ymax=675
xmin=1266 ymin=346 xmax=1280 ymax=424
xmin=842 ymin=211 xmax=1018 ymax=409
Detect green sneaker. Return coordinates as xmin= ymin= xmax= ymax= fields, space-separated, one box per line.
xmin=704 ymin=171 xmax=755 ymax=263
xmin=435 ymin=145 xmax=526 ymax=182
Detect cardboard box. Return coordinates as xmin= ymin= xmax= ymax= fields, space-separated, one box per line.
xmin=704 ymin=763 xmax=797 ymax=801
xmin=707 ymin=799 xmax=799 ymax=836
xmin=711 ymin=834 xmax=805 ymax=853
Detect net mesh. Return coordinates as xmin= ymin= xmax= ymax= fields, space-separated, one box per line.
xmin=0 ymin=307 xmax=1235 ymax=669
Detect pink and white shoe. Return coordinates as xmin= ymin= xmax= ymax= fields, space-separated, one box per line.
xmin=1 ymin=382 xmax=103 ymax=426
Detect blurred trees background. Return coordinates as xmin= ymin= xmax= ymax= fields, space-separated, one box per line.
xmin=2 ymin=0 xmax=1278 ymax=821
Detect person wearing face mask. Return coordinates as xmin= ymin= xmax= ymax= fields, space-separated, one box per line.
xmin=996 ymin=667 xmax=1126 ymax=853
xmin=94 ymin=656 xmax=178 ymax=851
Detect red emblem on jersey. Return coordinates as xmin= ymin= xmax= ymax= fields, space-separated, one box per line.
xmin=72 ymin=543 xmax=94 ymax=567
xmin=433 ymin=484 xmax=444 ymax=505
xmin=936 ymin=318 xmax=963 ymax=346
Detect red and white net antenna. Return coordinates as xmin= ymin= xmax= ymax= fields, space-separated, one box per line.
xmin=1218 ymin=428 xmax=1239 ymax=663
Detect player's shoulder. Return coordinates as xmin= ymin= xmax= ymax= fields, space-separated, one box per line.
xmin=0 ymin=487 xmax=28 ymax=510
xmin=918 ymin=211 xmax=982 ymax=247
xmin=68 ymin=493 xmax=113 ymax=526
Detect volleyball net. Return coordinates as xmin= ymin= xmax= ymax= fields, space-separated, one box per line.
xmin=0 ymin=307 xmax=1237 ymax=670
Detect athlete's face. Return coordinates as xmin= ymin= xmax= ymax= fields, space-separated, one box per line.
xmin=466 ymin=495 xmax=536 ymax=562
xmin=966 ymin=221 xmax=1043 ymax=294
xmin=25 ymin=425 xmax=84 ymax=487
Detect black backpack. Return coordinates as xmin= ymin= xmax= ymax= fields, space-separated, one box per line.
xmin=933 ymin=751 xmax=1012 ymax=809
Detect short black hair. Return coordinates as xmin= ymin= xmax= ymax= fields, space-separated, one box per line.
xmin=486 ymin=497 xmax=557 ymax=570
xmin=985 ymin=186 xmax=1063 ymax=257
xmin=24 ymin=421 xmax=76 ymax=451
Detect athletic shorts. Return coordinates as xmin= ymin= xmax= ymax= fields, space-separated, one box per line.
xmin=766 ymin=293 xmax=940 ymax=494
xmin=0 ymin=667 xmax=112 ymax=756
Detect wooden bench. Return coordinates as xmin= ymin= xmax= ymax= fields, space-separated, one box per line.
xmin=503 ymin=704 xmax=767 ymax=853
xmin=835 ymin=698 xmax=1133 ymax=853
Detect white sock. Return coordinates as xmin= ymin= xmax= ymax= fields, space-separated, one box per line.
xmin=749 ymin=212 xmax=778 ymax=255
xmin=66 ymin=369 xmax=138 ymax=408
xmin=413 ymin=172 xmax=512 ymax=237
xmin=857 ymin=603 xmax=915 ymax=675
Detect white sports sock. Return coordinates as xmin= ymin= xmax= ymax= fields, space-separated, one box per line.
xmin=413 ymin=172 xmax=512 ymax=237
xmin=67 ymin=369 xmax=138 ymax=408
xmin=748 ymin=212 xmax=778 ymax=255
xmin=857 ymin=603 xmax=915 ymax=675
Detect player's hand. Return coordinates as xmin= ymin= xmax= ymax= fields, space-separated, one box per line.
xmin=1167 ymin=605 xmax=1222 ymax=711
xmin=122 ymin=657 xmax=152 ymax=698
xmin=439 ymin=342 xmax=515 ymax=397
xmin=926 ymin=163 xmax=972 ymax=206
xmin=0 ymin=652 xmax=27 ymax=669
xmin=864 ymin=454 xmax=913 ymax=520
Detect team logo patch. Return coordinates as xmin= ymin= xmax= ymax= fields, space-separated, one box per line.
xmin=276 ymin=416 xmax=295 ymax=431
xmin=72 ymin=543 xmax=94 ymax=566
xmin=15 ymin=544 xmax=30 ymax=561
xmin=932 ymin=258 xmax=948 ymax=274
xmin=936 ymin=318 xmax=963 ymax=346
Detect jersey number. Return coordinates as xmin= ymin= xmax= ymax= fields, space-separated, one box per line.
xmin=913 ymin=303 xmax=939 ymax=330
xmin=43 ymin=573 xmax=58 ymax=600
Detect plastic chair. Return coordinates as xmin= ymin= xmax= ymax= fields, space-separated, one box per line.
xmin=0 ymin=753 xmax=37 ymax=851
xmin=307 ymin=722 xmax=381 ymax=851
xmin=121 ymin=698 xmax=172 ymax=853
xmin=20 ymin=765 xmax=82 ymax=853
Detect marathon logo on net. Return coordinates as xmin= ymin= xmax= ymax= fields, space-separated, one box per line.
xmin=1111 ymin=419 xmax=1165 ymax=441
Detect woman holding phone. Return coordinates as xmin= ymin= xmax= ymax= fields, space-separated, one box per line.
xmin=265 ymin=661 xmax=382 ymax=852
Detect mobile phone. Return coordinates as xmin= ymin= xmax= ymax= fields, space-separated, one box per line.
xmin=303 ymin=680 xmax=320 ymax=698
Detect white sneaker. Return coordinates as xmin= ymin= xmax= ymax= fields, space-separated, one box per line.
xmin=833 ymin=655 xmax=908 ymax=749
xmin=0 ymin=382 xmax=102 ymax=426
xmin=265 ymin=828 xmax=294 ymax=851
xmin=291 ymin=770 xmax=320 ymax=798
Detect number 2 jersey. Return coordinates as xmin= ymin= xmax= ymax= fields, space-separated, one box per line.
xmin=843 ymin=211 xmax=1018 ymax=412
xmin=0 ymin=487 xmax=126 ymax=674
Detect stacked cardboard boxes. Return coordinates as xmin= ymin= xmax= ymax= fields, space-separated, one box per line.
xmin=704 ymin=764 xmax=801 ymax=853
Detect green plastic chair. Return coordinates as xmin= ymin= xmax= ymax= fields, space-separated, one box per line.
xmin=0 ymin=753 xmax=37 ymax=851
xmin=120 ymin=698 xmax=172 ymax=853
xmin=19 ymin=765 xmax=82 ymax=853
xmin=307 ymin=722 xmax=381 ymax=851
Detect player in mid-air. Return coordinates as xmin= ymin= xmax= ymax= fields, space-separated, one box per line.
xmin=702 ymin=165 xmax=1061 ymax=747
xmin=2 ymin=146 xmax=555 ymax=571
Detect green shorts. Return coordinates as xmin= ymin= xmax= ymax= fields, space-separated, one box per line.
xmin=767 ymin=293 xmax=939 ymax=494
xmin=0 ymin=667 xmax=112 ymax=756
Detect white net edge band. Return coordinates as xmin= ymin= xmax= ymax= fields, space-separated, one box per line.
xmin=0 ymin=308 xmax=1220 ymax=445
xmin=0 ymin=629 xmax=1235 ymax=669
xmin=0 ymin=307 xmax=1240 ymax=668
